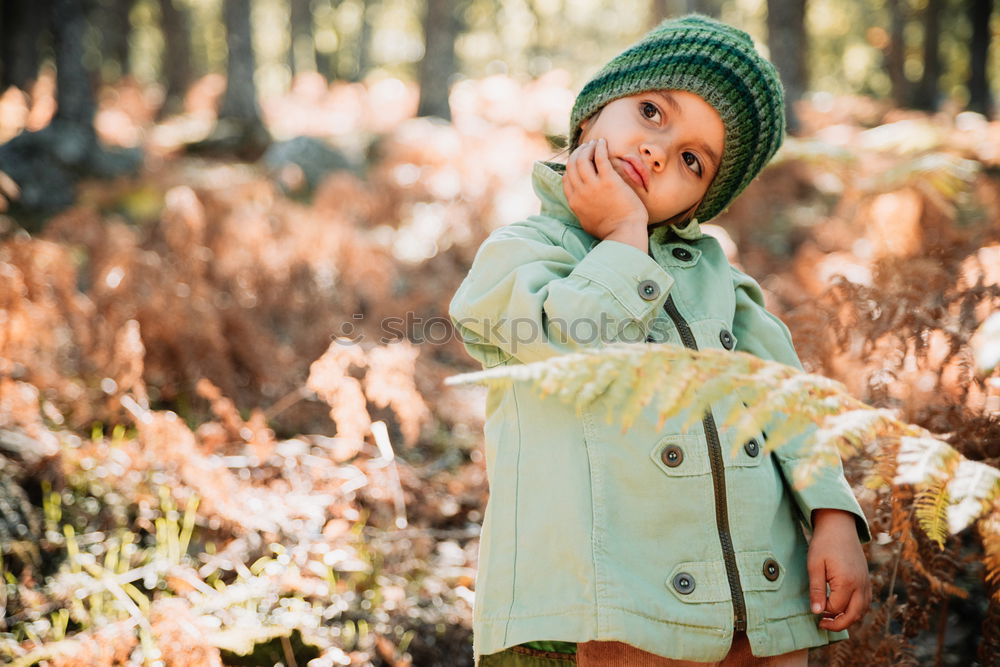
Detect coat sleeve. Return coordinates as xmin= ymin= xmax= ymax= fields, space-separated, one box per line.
xmin=729 ymin=265 xmax=872 ymax=545
xmin=448 ymin=220 xmax=675 ymax=367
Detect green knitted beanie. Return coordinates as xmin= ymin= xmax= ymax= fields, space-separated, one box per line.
xmin=569 ymin=14 xmax=785 ymax=223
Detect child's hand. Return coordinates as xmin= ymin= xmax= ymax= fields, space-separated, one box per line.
xmin=807 ymin=508 xmax=872 ymax=632
xmin=563 ymin=138 xmax=648 ymax=249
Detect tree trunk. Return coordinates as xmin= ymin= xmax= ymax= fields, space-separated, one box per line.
xmin=417 ymin=0 xmax=461 ymax=120
xmin=885 ymin=0 xmax=909 ymax=107
xmin=351 ymin=0 xmax=376 ymax=82
xmin=683 ymin=0 xmax=720 ymax=16
xmin=524 ymin=0 xmax=543 ymax=68
xmin=766 ymin=0 xmax=807 ymax=134
xmin=967 ymin=0 xmax=993 ymax=115
xmin=650 ymin=0 xmax=669 ymax=26
xmin=314 ymin=0 xmax=342 ymax=81
xmin=94 ymin=0 xmax=136 ymax=81
xmin=289 ymin=0 xmax=315 ymax=76
xmin=913 ymin=0 xmax=942 ymax=111
xmin=1 ymin=0 xmax=49 ymax=93
xmin=158 ymin=0 xmax=193 ymax=116
xmin=191 ymin=0 xmax=270 ymax=159
xmin=53 ymin=0 xmax=97 ymax=131
xmin=316 ymin=51 xmax=334 ymax=81
xmin=219 ymin=0 xmax=262 ymax=123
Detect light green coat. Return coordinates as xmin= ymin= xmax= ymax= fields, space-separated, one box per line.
xmin=449 ymin=161 xmax=872 ymax=665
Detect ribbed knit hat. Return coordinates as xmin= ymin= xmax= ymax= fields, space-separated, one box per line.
xmin=569 ymin=14 xmax=785 ymax=223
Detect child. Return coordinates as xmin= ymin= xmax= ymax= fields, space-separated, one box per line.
xmin=449 ymin=14 xmax=872 ymax=667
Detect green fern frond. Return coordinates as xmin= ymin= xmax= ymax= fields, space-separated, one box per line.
xmin=447 ymin=342 xmax=874 ymax=457
xmin=893 ymin=436 xmax=959 ymax=486
xmin=447 ymin=341 xmax=1000 ymax=543
xmin=874 ymin=152 xmax=979 ymax=202
xmin=946 ymin=459 xmax=1000 ymax=534
xmin=772 ymin=136 xmax=856 ymax=167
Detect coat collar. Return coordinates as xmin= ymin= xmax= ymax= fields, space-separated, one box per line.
xmin=531 ymin=160 xmax=704 ymax=241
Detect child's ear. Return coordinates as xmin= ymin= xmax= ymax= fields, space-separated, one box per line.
xmin=578 ymin=107 xmax=603 ymax=140
xmin=573 ymin=118 xmax=592 ymax=150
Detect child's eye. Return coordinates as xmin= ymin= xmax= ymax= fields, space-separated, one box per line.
xmin=682 ymin=151 xmax=703 ymax=177
xmin=640 ymin=101 xmax=661 ymax=122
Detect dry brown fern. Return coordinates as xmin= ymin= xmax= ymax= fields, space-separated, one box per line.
xmin=363 ymin=340 xmax=430 ymax=447
xmin=306 ymin=339 xmax=372 ymax=449
xmin=980 ymin=586 xmax=1000 ymax=666
xmin=980 ymin=500 xmax=1000 ymax=595
xmin=825 ymin=594 xmax=918 ymax=667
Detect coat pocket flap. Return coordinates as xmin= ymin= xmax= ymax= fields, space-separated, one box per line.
xmin=664 ymin=560 xmax=731 ymax=603
xmin=650 ymin=434 xmax=710 ymax=477
xmin=737 ymin=551 xmax=785 ymax=592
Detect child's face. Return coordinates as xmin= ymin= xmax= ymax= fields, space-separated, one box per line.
xmin=576 ymin=90 xmax=725 ymax=224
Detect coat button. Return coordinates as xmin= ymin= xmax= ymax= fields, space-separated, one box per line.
xmin=763 ymin=558 xmax=780 ymax=581
xmin=719 ymin=329 xmax=734 ymax=350
xmin=661 ymin=444 xmax=684 ymax=467
xmin=672 ymin=572 xmax=696 ymax=594
xmin=744 ymin=438 xmax=760 ymax=457
xmin=671 ymin=247 xmax=693 ymax=261
xmin=638 ymin=279 xmax=660 ymax=301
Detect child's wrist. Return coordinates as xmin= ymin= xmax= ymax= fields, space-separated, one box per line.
xmin=604 ymin=219 xmax=648 ymax=252
xmin=812 ymin=508 xmax=855 ymax=529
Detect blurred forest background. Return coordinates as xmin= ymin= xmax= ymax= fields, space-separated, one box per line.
xmin=0 ymin=0 xmax=999 ymax=665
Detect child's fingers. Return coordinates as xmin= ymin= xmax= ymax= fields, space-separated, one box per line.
xmin=562 ymin=170 xmax=575 ymax=201
xmin=593 ymin=138 xmax=611 ymax=177
xmin=565 ymin=143 xmax=586 ymax=190
xmin=577 ymin=140 xmax=597 ymax=183
xmin=807 ymin=557 xmax=827 ymax=614
xmin=566 ymin=141 xmax=582 ymax=171
xmin=819 ymin=588 xmax=866 ymax=631
xmin=825 ymin=578 xmax=853 ymax=616
xmin=564 ymin=141 xmax=597 ymax=203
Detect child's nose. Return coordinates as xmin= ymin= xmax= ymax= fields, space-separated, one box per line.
xmin=641 ymin=144 xmax=665 ymax=171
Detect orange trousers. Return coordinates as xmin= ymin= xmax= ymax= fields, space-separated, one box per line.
xmin=481 ymin=632 xmax=808 ymax=666
xmin=577 ymin=632 xmax=808 ymax=666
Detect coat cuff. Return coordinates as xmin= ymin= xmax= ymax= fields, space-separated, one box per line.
xmin=779 ymin=458 xmax=873 ymax=545
xmin=571 ymin=239 xmax=674 ymax=323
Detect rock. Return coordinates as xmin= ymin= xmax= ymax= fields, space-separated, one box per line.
xmin=262 ymin=136 xmax=354 ymax=196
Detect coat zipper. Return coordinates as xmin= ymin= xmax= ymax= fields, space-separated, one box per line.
xmin=660 ymin=289 xmax=749 ymax=633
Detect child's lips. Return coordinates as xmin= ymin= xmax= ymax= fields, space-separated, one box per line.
xmin=617 ymin=157 xmax=647 ymax=191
